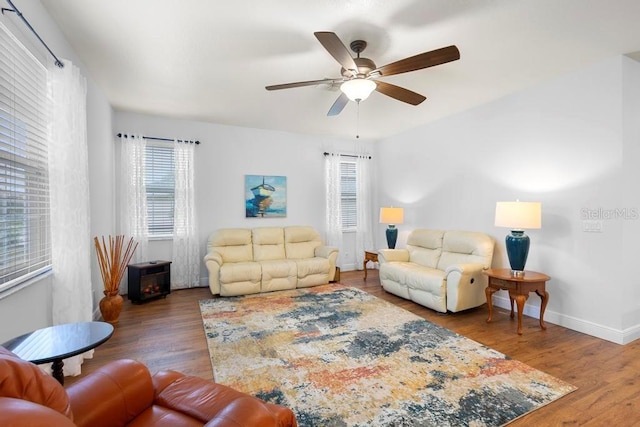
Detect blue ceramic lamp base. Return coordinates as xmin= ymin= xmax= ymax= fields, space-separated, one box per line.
xmin=386 ymin=225 xmax=398 ymax=249
xmin=506 ymin=230 xmax=529 ymax=277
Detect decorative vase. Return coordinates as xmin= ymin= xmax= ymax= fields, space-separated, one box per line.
xmin=386 ymin=225 xmax=398 ymax=249
xmin=99 ymin=291 xmax=124 ymax=324
xmin=505 ymin=230 xmax=530 ymax=275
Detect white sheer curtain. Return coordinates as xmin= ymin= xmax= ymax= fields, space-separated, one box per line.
xmin=119 ymin=134 xmax=149 ymax=265
xmin=324 ymin=153 xmax=342 ymax=248
xmin=48 ymin=59 xmax=93 ymax=376
xmin=354 ymin=154 xmax=374 ymax=269
xmin=171 ymin=140 xmax=200 ymax=289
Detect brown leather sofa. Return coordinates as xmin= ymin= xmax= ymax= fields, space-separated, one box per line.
xmin=0 ymin=347 xmax=297 ymax=426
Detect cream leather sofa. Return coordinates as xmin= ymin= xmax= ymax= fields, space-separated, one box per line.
xmin=379 ymin=229 xmax=494 ymax=313
xmin=205 ymin=226 xmax=339 ymax=296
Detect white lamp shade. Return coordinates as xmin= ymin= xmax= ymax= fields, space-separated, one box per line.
xmin=495 ymin=201 xmax=542 ymax=230
xmin=340 ymin=79 xmax=376 ymax=102
xmin=379 ymin=207 xmax=404 ymax=225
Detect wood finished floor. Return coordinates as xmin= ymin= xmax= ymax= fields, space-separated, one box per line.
xmin=69 ymin=270 xmax=640 ymax=426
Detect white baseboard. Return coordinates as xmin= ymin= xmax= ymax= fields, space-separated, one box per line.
xmin=492 ymin=294 xmax=639 ymax=345
xmin=622 ymin=324 xmax=640 ymax=344
xmin=339 ymin=263 xmax=358 ymax=272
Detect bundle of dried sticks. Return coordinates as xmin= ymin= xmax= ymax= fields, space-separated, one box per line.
xmin=94 ymin=235 xmax=138 ymax=295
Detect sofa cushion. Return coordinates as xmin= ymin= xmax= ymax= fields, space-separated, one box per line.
xmin=219 ymin=262 xmax=261 ymax=296
xmin=127 ymin=406 xmax=202 ymax=426
xmin=407 ymin=229 xmax=444 ymax=268
xmin=260 ymin=260 xmax=297 ymax=292
xmin=295 ymin=257 xmax=330 ymax=287
xmin=382 ymin=262 xmax=446 ymax=294
xmin=295 ymin=257 xmax=329 ymax=278
xmin=284 ymin=226 xmax=322 ymax=259
xmin=252 ymin=227 xmax=286 ymax=261
xmin=404 ymin=265 xmax=446 ymax=293
xmin=0 ymin=347 xmax=72 ymax=420
xmin=436 ymin=231 xmax=494 ymax=271
xmin=154 ymin=374 xmax=298 ymax=427
xmin=208 ymin=229 xmax=253 ymax=263
xmin=0 ymin=398 xmax=76 ymax=427
xmin=219 ymin=262 xmax=261 ymax=283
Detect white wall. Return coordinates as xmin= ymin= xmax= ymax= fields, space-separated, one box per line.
xmin=377 ymin=55 xmax=640 ymax=344
xmin=86 ymin=81 xmax=116 ymax=310
xmin=0 ymin=1 xmax=114 ymax=342
xmin=621 ymin=56 xmax=640 ymax=331
xmin=114 ymin=112 xmax=369 ymax=282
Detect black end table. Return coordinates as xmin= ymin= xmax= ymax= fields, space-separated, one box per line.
xmin=2 ymin=321 xmax=114 ymax=384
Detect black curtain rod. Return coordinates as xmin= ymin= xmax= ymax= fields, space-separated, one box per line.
xmin=323 ymin=151 xmax=371 ymax=159
xmin=117 ymin=133 xmax=200 ymax=145
xmin=2 ymin=0 xmax=63 ymax=68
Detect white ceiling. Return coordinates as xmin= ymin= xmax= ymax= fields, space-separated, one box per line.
xmin=40 ymin=0 xmax=640 ymax=140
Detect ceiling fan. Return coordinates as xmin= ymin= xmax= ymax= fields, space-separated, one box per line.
xmin=265 ymin=32 xmax=460 ymax=116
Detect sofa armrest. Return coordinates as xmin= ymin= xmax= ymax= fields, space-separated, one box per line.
xmin=152 ymin=369 xmax=186 ymax=395
xmin=0 ymin=397 xmax=76 ymax=427
xmin=444 ymin=263 xmax=486 ymax=276
xmin=315 ymin=245 xmax=338 ymax=259
xmin=67 ymin=359 xmax=155 ymax=427
xmin=204 ymin=250 xmax=223 ymax=265
xmin=315 ymin=246 xmax=339 ymax=281
xmin=378 ymin=249 xmax=409 ymax=264
xmin=445 ymin=263 xmax=488 ymax=312
xmin=204 ymin=250 xmax=223 ymax=294
xmin=204 ymin=396 xmax=298 ymax=427
xmin=153 ymin=371 xmax=298 ymax=426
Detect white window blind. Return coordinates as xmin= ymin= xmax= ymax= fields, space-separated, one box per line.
xmin=0 ymin=23 xmax=51 ymax=292
xmin=340 ymin=160 xmax=357 ymax=230
xmin=145 ymin=144 xmax=174 ymax=236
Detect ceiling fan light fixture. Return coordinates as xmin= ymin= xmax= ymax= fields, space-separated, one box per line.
xmin=340 ymin=78 xmax=376 ymax=102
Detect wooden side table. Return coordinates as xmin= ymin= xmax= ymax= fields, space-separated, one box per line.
xmin=363 ymin=251 xmax=378 ymax=280
xmin=483 ymin=268 xmax=550 ymax=335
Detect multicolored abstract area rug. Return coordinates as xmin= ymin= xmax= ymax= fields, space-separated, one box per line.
xmin=199 ymin=284 xmax=576 ymax=426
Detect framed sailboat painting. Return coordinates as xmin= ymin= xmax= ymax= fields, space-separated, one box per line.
xmin=245 ymin=175 xmax=287 ymax=218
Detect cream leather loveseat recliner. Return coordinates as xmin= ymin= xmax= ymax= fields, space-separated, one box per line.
xmin=205 ymin=226 xmax=338 ymax=296
xmin=379 ymin=229 xmax=494 ymax=313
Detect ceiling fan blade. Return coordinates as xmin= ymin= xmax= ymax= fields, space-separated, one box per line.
xmin=327 ymin=93 xmax=349 ymax=116
xmin=266 ymin=78 xmax=343 ymax=91
xmin=373 ymin=45 xmax=460 ymax=77
xmin=375 ymin=81 xmax=426 ymax=105
xmin=314 ymin=32 xmax=358 ymax=76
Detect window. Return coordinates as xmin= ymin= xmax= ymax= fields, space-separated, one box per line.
xmin=145 ymin=144 xmax=174 ymax=237
xmin=0 ymin=23 xmax=51 ymax=292
xmin=340 ymin=160 xmax=357 ymax=230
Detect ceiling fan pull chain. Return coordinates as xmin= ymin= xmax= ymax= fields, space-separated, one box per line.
xmin=356 ymin=101 xmax=360 ymax=139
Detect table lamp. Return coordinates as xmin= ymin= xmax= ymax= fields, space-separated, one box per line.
xmin=379 ymin=207 xmax=404 ymax=249
xmin=494 ymin=201 xmax=541 ymax=277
